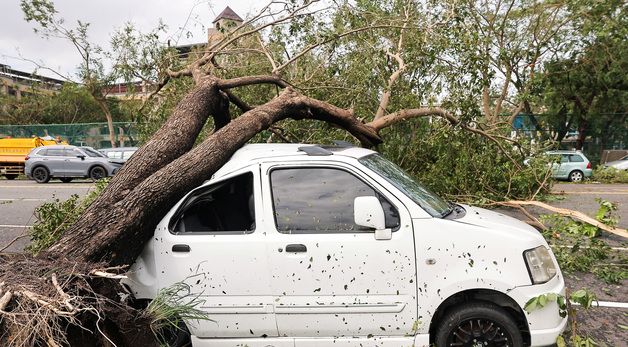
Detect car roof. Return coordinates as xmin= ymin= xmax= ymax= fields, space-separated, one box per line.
xmin=215 ymin=143 xmax=376 ymax=177
xmin=37 ymin=145 xmax=77 ymax=150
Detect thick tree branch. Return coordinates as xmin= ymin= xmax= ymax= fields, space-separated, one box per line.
xmin=368 ymin=107 xmax=522 ymax=169
xmin=217 ymin=75 xmax=289 ymax=89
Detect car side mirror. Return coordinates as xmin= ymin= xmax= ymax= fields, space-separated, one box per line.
xmin=354 ymin=196 xmax=391 ymax=240
xmin=77 ymin=155 xmax=85 ymax=160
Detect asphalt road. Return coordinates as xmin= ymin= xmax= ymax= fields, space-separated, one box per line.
xmin=0 ymin=179 xmax=96 ymax=252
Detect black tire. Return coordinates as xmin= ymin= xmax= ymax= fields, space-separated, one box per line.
xmin=60 ymin=177 xmax=73 ymax=183
xmin=32 ymin=166 xmax=50 ymax=184
xmin=568 ymin=170 xmax=584 ymax=183
xmin=4 ymin=174 xmax=18 ymax=180
xmin=435 ymin=302 xmax=523 ymax=347
xmin=89 ymin=166 xmax=107 ymax=181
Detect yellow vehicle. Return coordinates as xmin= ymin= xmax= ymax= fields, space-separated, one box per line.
xmin=0 ymin=137 xmax=65 ymax=179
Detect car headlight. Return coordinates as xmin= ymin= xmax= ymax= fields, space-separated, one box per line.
xmin=523 ymin=246 xmax=557 ymax=284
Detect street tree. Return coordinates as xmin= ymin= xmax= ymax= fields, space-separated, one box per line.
xmin=19 ymin=0 xmax=167 ymax=146
xmin=0 ymin=0 xmax=571 ymax=345
xmin=539 ymin=0 xmax=627 ymax=149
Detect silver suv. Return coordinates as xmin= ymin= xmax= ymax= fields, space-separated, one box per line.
xmin=25 ymin=145 xmax=123 ymax=183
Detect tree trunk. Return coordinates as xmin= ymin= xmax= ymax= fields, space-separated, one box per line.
xmin=575 ymin=117 xmax=588 ymax=150
xmin=46 ymin=88 xmax=380 ymax=266
xmin=95 ymin=97 xmax=117 ymax=148
xmin=86 ymin=77 xmax=227 ymax=212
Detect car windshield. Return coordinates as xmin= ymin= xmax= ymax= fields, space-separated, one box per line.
xmin=359 ymin=154 xmax=450 ymax=217
xmin=81 ymin=147 xmax=106 ymax=158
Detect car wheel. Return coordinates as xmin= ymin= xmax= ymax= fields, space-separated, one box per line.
xmin=569 ymin=170 xmax=584 ymax=183
xmin=60 ymin=177 xmax=73 ymax=183
xmin=4 ymin=174 xmax=17 ymax=180
xmin=32 ymin=166 xmax=51 ymax=184
xmin=89 ymin=166 xmax=106 ymax=181
xmin=435 ymin=302 xmax=523 ymax=347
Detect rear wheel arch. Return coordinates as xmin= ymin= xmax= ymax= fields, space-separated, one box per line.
xmin=428 ymin=288 xmax=530 ymax=346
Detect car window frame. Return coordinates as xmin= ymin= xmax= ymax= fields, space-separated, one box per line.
xmin=268 ymin=165 xmax=401 ymax=234
xmin=167 ymin=169 xmax=257 ymax=236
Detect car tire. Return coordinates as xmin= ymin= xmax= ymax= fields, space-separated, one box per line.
xmin=89 ymin=166 xmax=107 ymax=182
xmin=568 ymin=170 xmax=584 ymax=183
xmin=60 ymin=177 xmax=73 ymax=183
xmin=435 ymin=301 xmax=523 ymax=347
xmin=4 ymin=174 xmax=17 ymax=180
xmin=32 ymin=166 xmax=51 ymax=184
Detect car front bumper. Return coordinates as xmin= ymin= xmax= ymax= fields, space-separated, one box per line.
xmin=508 ymin=274 xmax=568 ymax=346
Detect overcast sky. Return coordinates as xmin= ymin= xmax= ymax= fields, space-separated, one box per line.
xmin=0 ymin=0 xmax=253 ymax=80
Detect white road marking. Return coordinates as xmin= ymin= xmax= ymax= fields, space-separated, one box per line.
xmin=571 ymin=301 xmax=628 ymax=309
xmin=0 ymin=198 xmax=47 ymax=202
xmin=0 ymin=185 xmax=94 ymax=189
xmin=0 ymin=224 xmax=31 ymax=228
xmin=556 ymin=245 xmax=628 ymax=251
xmin=560 ymin=191 xmax=628 ymax=195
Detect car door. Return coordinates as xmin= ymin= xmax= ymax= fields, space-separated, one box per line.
xmin=261 ymin=161 xmax=418 ymax=340
xmin=64 ymin=148 xmax=90 ymax=176
xmin=153 ymin=166 xmax=281 ymax=340
xmin=555 ymin=154 xmax=570 ymax=178
xmin=43 ymin=147 xmax=69 ymax=177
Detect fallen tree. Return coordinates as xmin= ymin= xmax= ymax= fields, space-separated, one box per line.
xmin=0 ymin=1 xmax=611 ymax=346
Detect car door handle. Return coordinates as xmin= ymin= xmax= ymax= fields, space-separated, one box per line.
xmin=172 ymin=244 xmax=190 ymax=252
xmin=285 ymin=244 xmax=307 ymax=253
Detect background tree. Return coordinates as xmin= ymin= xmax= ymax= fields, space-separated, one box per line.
xmin=539 ymin=0 xmax=627 ymax=151
xmin=19 ymin=0 xmax=168 ymax=146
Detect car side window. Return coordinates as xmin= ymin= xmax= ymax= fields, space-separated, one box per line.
xmin=169 ymin=172 xmax=255 ymax=234
xmin=560 ymin=155 xmax=569 ymax=163
xmin=67 ymin=149 xmax=83 ymax=157
xmin=46 ymin=148 xmax=65 ymax=156
xmin=569 ymin=155 xmax=584 ymax=162
xmin=270 ymin=167 xmax=400 ymax=233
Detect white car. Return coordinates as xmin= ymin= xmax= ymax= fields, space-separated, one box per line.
xmin=604 ymin=154 xmax=628 ymax=170
xmin=125 ymin=143 xmax=567 ymax=347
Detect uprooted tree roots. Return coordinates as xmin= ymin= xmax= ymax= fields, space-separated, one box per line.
xmin=0 ymin=254 xmax=157 ymax=347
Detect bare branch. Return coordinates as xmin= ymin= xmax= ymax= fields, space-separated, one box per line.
xmin=374 ymin=5 xmax=410 ymax=120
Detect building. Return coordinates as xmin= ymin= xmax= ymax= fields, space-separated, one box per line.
xmin=176 ymin=7 xmax=244 ymax=59
xmin=208 ymin=6 xmax=244 ymax=42
xmin=0 ymin=64 xmax=64 ymax=99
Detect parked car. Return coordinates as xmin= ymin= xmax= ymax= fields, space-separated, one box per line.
xmin=99 ymin=146 xmax=138 ymax=163
xmin=124 ymin=143 xmax=566 ymax=347
xmin=603 ymin=154 xmax=628 ymax=170
xmin=24 ymin=145 xmax=123 ymax=183
xmin=546 ymin=150 xmax=592 ymax=182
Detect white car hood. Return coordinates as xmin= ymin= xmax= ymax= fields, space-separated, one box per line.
xmin=454 ymin=204 xmax=546 ymax=243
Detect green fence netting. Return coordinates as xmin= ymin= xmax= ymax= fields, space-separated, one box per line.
xmin=0 ymin=122 xmax=138 ymax=149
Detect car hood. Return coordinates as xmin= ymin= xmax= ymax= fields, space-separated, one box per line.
xmin=452 ymin=204 xmax=546 ymax=243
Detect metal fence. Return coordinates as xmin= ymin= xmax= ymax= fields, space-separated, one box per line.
xmin=0 ymin=122 xmax=138 ymax=149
